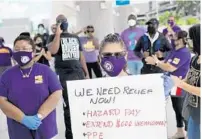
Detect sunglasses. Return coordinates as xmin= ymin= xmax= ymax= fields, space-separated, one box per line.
xmin=87 ymin=30 xmax=94 ymax=33
xmin=101 ymin=51 xmax=126 ymax=58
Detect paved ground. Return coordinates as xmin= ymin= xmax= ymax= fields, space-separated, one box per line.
xmin=0 ymin=96 xmax=178 ymax=139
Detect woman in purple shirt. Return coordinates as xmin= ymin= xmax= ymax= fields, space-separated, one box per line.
xmin=171 ymin=24 xmax=201 ymax=139
xmin=145 ymin=30 xmax=191 ymax=138
xmin=0 ymin=37 xmax=13 ymax=76
xmin=80 ymin=25 xmax=102 ymax=78
xmin=0 ymin=35 xmax=62 ymax=139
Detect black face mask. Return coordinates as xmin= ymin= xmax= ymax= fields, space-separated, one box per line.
xmin=60 ymin=22 xmax=68 ymax=32
xmin=36 ymin=42 xmax=43 ymax=47
xmin=147 ymin=26 xmax=156 ymax=34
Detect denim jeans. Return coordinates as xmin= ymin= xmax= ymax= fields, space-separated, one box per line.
xmin=188 ymin=116 xmax=200 ymax=139
xmin=127 ymin=60 xmax=143 ymax=75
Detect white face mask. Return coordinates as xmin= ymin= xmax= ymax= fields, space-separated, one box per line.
xmin=128 ymin=19 xmax=136 ymax=27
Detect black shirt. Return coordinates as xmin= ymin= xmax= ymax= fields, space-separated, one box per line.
xmin=47 ymin=33 xmax=83 ymax=72
xmin=186 ymin=55 xmax=200 ymax=123
xmin=36 ymin=46 xmax=50 ymax=66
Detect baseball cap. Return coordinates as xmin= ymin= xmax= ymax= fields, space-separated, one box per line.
xmin=146 ymin=18 xmax=159 ymax=25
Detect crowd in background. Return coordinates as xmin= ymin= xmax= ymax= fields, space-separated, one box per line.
xmin=0 ymin=13 xmax=200 ymax=139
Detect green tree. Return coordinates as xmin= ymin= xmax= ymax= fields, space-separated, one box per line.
xmin=186 ymin=17 xmax=200 ymax=25
xmin=176 ymin=0 xmax=200 ymax=16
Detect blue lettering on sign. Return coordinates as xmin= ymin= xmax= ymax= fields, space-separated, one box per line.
xmin=116 ymin=0 xmax=130 ymax=6
xmin=128 ymin=32 xmax=137 ymax=50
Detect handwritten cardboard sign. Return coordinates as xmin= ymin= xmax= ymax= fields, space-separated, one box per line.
xmin=67 ymin=74 xmax=167 ymax=139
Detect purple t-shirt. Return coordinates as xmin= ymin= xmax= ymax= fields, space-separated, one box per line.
xmin=0 ymin=46 xmax=12 ymax=66
xmin=121 ymin=27 xmax=145 ymax=61
xmin=79 ymin=37 xmax=98 ymax=63
xmin=165 ymin=47 xmax=191 ymax=79
xmin=0 ymin=63 xmax=62 ymax=139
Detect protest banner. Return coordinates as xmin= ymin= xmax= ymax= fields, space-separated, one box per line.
xmin=67 ymin=74 xmax=167 ymax=139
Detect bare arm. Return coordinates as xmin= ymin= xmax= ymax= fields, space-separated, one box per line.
xmin=33 ymin=52 xmax=43 ymax=63
xmin=43 ymin=51 xmax=52 ymax=61
xmin=38 ymin=90 xmax=62 ymax=120
xmin=180 ymin=82 xmax=200 ymax=97
xmin=74 ymin=27 xmax=86 ymax=36
xmin=93 ymin=38 xmax=99 ymax=50
xmin=172 ymin=75 xmax=200 ymax=97
xmin=48 ymin=24 xmax=62 ymax=55
xmin=156 ymin=61 xmax=177 ymax=72
xmin=0 ymin=97 xmax=24 ymax=122
xmin=80 ymin=52 xmax=89 ymax=77
xmin=74 ymin=30 xmax=83 ymax=36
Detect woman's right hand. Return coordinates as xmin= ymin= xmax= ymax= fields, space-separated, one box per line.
xmin=21 ymin=115 xmax=42 ymax=130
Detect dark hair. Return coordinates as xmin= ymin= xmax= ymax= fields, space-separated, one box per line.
xmin=38 ymin=24 xmax=44 ymax=28
xmin=100 ymin=33 xmax=127 ymax=72
xmin=128 ymin=14 xmax=136 ymax=20
xmin=34 ymin=34 xmax=43 ymax=42
xmin=0 ymin=37 xmax=4 ymax=43
xmin=176 ymin=30 xmax=188 ymax=45
xmin=19 ymin=32 xmax=30 ymax=37
xmin=189 ymin=24 xmax=200 ymax=55
xmin=14 ymin=35 xmax=36 ymax=50
xmin=100 ymin=33 xmax=125 ymax=53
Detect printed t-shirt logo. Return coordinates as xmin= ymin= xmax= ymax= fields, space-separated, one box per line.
xmin=128 ymin=32 xmax=137 ymax=50
xmin=172 ymin=58 xmax=180 ymax=65
xmin=21 ymin=56 xmax=30 ymax=64
xmin=104 ymin=61 xmax=113 ymax=72
xmin=0 ymin=48 xmax=9 ymax=53
xmin=83 ymin=41 xmax=95 ymax=52
xmin=35 ymin=75 xmax=43 ymax=84
xmin=61 ymin=37 xmax=80 ymax=61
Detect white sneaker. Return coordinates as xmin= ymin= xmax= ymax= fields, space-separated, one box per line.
xmin=171 ymin=131 xmax=186 ymax=139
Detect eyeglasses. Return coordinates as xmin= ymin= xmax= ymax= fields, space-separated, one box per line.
xmin=101 ymin=51 xmax=126 ymax=58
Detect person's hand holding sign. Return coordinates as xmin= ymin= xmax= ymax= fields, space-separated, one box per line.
xmin=171 ymin=75 xmax=183 ymax=88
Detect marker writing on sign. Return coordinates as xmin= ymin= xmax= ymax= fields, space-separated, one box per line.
xmin=83 ymin=132 xmax=103 ymax=139
xmin=74 ymin=87 xmax=153 ymax=97
xmin=74 ymin=87 xmax=153 ymax=104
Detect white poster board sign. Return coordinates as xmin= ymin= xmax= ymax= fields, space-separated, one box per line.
xmin=67 ymin=74 xmax=167 ymax=139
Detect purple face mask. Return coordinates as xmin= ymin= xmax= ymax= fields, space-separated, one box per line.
xmin=101 ymin=56 xmax=126 ymax=77
xmin=168 ymin=20 xmax=174 ymax=27
xmin=13 ymin=51 xmax=32 ymax=66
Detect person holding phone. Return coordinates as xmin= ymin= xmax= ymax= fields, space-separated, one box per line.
xmin=33 ymin=35 xmax=52 ymax=66
xmin=145 ymin=30 xmax=191 ymax=138
xmin=47 ymin=14 xmax=89 ymax=139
